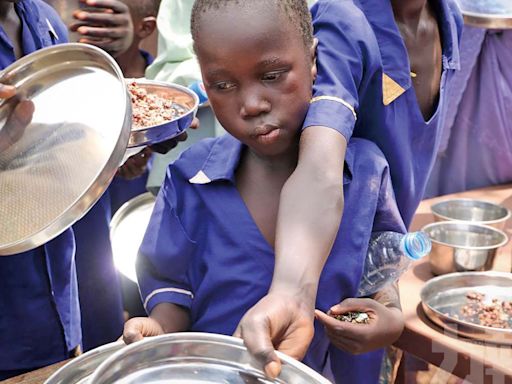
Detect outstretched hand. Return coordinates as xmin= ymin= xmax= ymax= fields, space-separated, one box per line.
xmin=71 ymin=0 xmax=134 ymax=57
xmin=233 ymin=292 xmax=315 ymax=379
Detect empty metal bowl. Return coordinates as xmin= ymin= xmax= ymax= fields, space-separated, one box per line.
xmin=431 ymin=198 xmax=510 ymax=230
xmin=422 ymin=222 xmax=509 ymax=275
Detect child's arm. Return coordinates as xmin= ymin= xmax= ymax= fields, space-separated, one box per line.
xmin=123 ymin=303 xmax=190 ymax=344
xmin=315 ymin=283 xmax=404 ymax=354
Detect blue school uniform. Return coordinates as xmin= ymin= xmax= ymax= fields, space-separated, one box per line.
xmin=73 ymin=50 xmax=155 ymax=351
xmin=304 ymin=0 xmax=462 ymax=227
xmin=0 ymin=2 xmax=79 ymax=376
xmin=137 ymin=135 xmax=406 ymax=383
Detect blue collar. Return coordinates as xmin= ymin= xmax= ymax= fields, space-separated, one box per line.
xmin=187 ymin=134 xmax=353 ymax=185
xmin=358 ymin=0 xmax=460 ymax=92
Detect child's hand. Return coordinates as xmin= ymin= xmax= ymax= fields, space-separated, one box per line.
xmin=315 ymin=298 xmax=404 ymax=355
xmin=122 ymin=317 xmax=164 ymax=344
xmin=117 ymin=147 xmax=152 ymax=180
xmin=71 ymin=0 xmax=134 ymax=57
xmin=0 ymin=85 xmax=34 ymax=152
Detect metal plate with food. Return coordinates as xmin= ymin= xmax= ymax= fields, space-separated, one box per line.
xmin=110 ymin=192 xmax=156 ymax=283
xmin=91 ymin=333 xmax=331 ymax=384
xmin=44 ymin=341 xmax=124 ymax=384
xmin=421 ymin=272 xmax=512 ymax=345
xmin=0 ymin=43 xmax=130 ymax=255
xmin=126 ymin=79 xmax=199 ymax=149
xmin=456 ymin=0 xmax=512 ymax=28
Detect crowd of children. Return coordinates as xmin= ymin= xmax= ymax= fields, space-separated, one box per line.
xmin=0 ymin=0 xmax=479 ymax=382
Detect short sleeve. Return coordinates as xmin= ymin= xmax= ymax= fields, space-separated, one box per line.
xmin=303 ymin=0 xmax=370 ymax=140
xmin=145 ymin=0 xmax=202 ymax=86
xmin=137 ymin=171 xmax=196 ymax=314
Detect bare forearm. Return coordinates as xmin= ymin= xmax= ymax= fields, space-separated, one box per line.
xmin=271 ymin=126 xmax=347 ymax=303
xmin=150 ymin=302 xmax=191 ymax=333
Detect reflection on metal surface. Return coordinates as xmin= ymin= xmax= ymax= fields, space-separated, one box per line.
xmin=91 ymin=333 xmax=331 ymax=384
xmin=456 ymin=0 xmax=512 ymax=28
xmin=44 ymin=341 xmax=124 ymax=384
xmin=421 ymin=272 xmax=512 ymax=344
xmin=0 ymin=43 xmax=130 ymax=255
xmin=110 ymin=192 xmax=155 ymax=283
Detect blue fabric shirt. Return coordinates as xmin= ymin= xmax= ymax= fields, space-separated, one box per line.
xmin=304 ymin=0 xmax=462 ymax=227
xmin=137 ymin=135 xmax=405 ymax=383
xmin=426 ymin=28 xmax=512 ymax=197
xmin=0 ymin=0 xmax=79 ymax=372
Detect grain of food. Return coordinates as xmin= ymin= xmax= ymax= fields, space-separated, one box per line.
xmin=128 ymin=82 xmax=183 ymax=129
xmin=458 ymin=291 xmax=512 ymax=329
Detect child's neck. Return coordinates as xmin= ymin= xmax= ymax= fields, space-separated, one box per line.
xmin=116 ymin=42 xmax=148 ymax=79
xmin=391 ymin=0 xmax=429 ymax=24
xmin=0 ymin=3 xmax=14 ymax=21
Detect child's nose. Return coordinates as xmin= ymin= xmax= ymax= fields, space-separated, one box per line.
xmin=240 ymin=92 xmax=271 ymax=119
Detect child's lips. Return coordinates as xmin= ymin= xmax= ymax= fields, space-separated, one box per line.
xmin=254 ymin=125 xmax=281 ymax=144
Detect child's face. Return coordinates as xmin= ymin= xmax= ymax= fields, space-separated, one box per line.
xmin=195 ymin=4 xmax=315 ymax=158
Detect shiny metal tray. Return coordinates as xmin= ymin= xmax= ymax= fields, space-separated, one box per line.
xmin=126 ymin=79 xmax=198 ymax=149
xmin=421 ymin=272 xmax=512 ymax=344
xmin=110 ymin=192 xmax=156 ymax=283
xmin=91 ymin=333 xmax=331 ymax=384
xmin=0 ymin=43 xmax=131 ymax=255
xmin=44 ymin=341 xmax=124 ymax=384
xmin=456 ymin=0 xmax=512 ymax=28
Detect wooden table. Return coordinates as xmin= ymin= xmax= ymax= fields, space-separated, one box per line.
xmin=0 ymin=361 xmax=67 ymax=384
xmin=396 ymin=184 xmax=512 ymax=384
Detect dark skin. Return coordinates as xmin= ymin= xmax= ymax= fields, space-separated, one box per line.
xmin=236 ymin=0 xmax=443 ymax=372
xmin=0 ymin=1 xmax=21 ymax=60
xmin=123 ymin=2 xmax=404 ymax=379
xmin=392 ymin=0 xmax=443 ymax=120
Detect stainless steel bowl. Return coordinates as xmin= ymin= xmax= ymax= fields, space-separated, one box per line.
xmin=456 ymin=0 xmax=512 ymax=28
xmin=431 ymin=198 xmax=510 ymax=230
xmin=126 ymin=79 xmax=199 ymax=149
xmin=420 ymin=271 xmax=512 ymax=345
xmin=422 ymin=222 xmax=509 ymax=275
xmin=91 ymin=333 xmax=331 ymax=384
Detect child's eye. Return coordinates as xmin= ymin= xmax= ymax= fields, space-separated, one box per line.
xmin=262 ymin=71 xmax=285 ymax=82
xmin=214 ymin=81 xmax=236 ymax=91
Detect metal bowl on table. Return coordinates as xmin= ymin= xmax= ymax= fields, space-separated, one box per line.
xmin=456 ymin=0 xmax=512 ymax=28
xmin=420 ymin=271 xmax=512 ymax=345
xmin=126 ymin=78 xmax=199 ymax=150
xmin=91 ymin=333 xmax=331 ymax=384
xmin=422 ymin=222 xmax=508 ymax=275
xmin=431 ymin=198 xmax=510 ymax=230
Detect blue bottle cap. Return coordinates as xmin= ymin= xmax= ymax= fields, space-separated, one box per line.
xmin=401 ymin=232 xmax=432 ymax=260
xmin=189 ymin=80 xmax=208 ymax=105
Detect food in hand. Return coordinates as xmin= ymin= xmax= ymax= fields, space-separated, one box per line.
xmin=128 ymin=82 xmax=184 ymax=129
xmin=332 ymin=311 xmax=370 ymax=324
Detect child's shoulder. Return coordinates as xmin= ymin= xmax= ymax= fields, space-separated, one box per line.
xmin=312 ymin=0 xmax=372 ymax=30
xmin=168 ymin=135 xmax=233 ymax=181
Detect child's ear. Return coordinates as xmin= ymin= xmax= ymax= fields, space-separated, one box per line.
xmin=138 ymin=16 xmax=157 ymax=39
xmin=310 ymin=38 xmax=318 ymax=81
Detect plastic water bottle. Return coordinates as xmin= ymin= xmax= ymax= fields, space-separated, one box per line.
xmin=357 ymin=231 xmax=431 ymax=297
xmin=189 ymin=80 xmax=208 ymax=106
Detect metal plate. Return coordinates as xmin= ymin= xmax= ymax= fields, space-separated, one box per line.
xmin=456 ymin=0 xmax=512 ymax=28
xmin=127 ymin=79 xmax=198 ymax=149
xmin=421 ymin=272 xmax=512 ymax=344
xmin=44 ymin=341 xmax=125 ymax=384
xmin=0 ymin=43 xmax=130 ymax=255
xmin=91 ymin=333 xmax=332 ymax=384
xmin=110 ymin=192 xmax=156 ymax=283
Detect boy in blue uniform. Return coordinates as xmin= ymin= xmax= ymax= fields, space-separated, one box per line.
xmin=0 ymin=0 xmax=133 ymax=379
xmin=71 ymin=0 xmax=160 ymax=352
xmin=234 ymin=0 xmax=463 ymax=372
xmin=124 ymin=1 xmax=406 ymax=382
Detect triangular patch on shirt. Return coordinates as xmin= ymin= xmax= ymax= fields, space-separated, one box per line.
xmin=382 ymin=73 xmax=406 ymax=106
xmin=189 ymin=170 xmax=211 ymax=184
